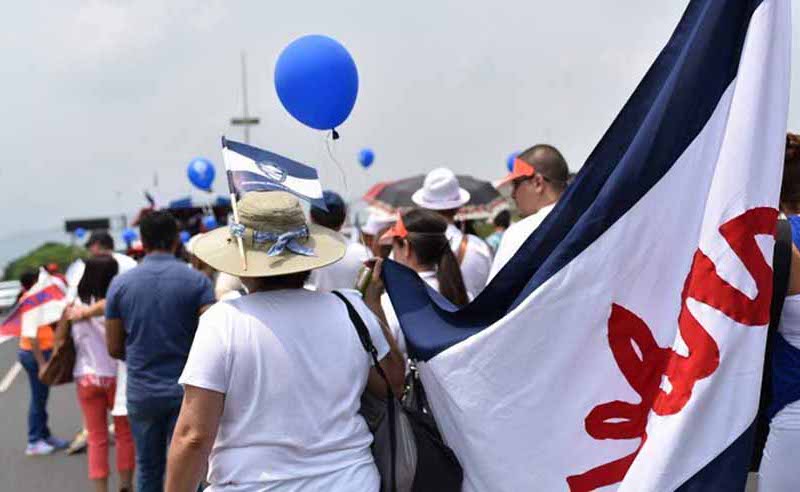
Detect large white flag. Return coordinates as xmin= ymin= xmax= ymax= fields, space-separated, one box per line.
xmin=383 ymin=0 xmax=791 ymax=490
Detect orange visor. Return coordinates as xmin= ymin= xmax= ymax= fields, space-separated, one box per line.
xmin=379 ymin=213 xmax=408 ymax=243
xmin=498 ymin=157 xmax=536 ymax=187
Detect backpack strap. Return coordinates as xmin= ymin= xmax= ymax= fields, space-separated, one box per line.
xmin=457 ymin=234 xmax=469 ymax=265
xmin=332 ymin=291 xmax=397 ymax=492
xmin=750 ymin=218 xmax=792 ymax=471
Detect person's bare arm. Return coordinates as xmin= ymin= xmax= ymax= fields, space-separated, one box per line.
xmin=165 ymin=385 xmax=224 ymax=492
xmin=788 ymin=245 xmax=800 ymax=296
xmin=105 ymin=318 xmax=126 ymax=360
xmin=362 ymin=259 xmax=407 ymax=397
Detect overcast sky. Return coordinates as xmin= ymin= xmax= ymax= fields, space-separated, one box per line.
xmin=1 ymin=1 xmax=799 ymax=265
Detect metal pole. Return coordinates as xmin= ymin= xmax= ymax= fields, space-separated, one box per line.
xmin=241 ymin=52 xmax=250 ymax=144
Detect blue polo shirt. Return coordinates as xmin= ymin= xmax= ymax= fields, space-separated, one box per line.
xmin=106 ymin=253 xmax=216 ymax=403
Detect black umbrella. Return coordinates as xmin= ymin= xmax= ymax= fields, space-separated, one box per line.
xmin=363 ymin=175 xmax=508 ymax=221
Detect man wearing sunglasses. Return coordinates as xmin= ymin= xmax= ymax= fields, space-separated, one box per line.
xmin=489 ymin=144 xmax=569 ymax=279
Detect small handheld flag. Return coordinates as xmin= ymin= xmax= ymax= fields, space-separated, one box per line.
xmin=221 ymin=137 xmax=326 ymax=209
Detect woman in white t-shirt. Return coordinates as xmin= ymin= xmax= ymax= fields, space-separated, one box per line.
xmin=368 ymin=209 xmax=470 ymax=357
xmin=165 ymin=192 xmax=405 ymax=492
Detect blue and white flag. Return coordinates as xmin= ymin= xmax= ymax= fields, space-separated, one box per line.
xmin=383 ymin=1 xmax=790 ymax=490
xmin=221 ymin=138 xmax=326 ymax=209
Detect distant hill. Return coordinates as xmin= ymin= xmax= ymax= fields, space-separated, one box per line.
xmin=3 ymin=242 xmax=86 ymax=281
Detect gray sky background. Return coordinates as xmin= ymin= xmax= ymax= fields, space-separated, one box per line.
xmin=1 ymin=1 xmax=799 ymax=268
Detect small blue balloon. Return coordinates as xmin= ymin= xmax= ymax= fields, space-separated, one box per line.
xmin=275 ymin=35 xmax=359 ymax=131
xmin=75 ymin=227 xmax=87 ymax=240
xmin=187 ymin=158 xmax=216 ymax=191
xmin=122 ymin=228 xmax=137 ymax=244
xmin=180 ymin=231 xmax=191 ymax=244
xmin=507 ymin=151 xmax=520 ymax=173
xmin=202 ymin=215 xmax=218 ymax=230
xmin=358 ymin=148 xmax=375 ymax=168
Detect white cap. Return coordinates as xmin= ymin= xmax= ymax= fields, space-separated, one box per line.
xmin=361 ymin=209 xmax=396 ymax=236
xmin=411 ymin=167 xmax=471 ymax=210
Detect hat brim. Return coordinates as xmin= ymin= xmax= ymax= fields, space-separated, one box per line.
xmin=192 ymin=224 xmax=346 ymax=278
xmin=497 ymin=169 xmax=532 ymax=188
xmin=411 ymin=188 xmax=471 ymax=210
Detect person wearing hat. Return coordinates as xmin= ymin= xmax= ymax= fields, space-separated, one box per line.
xmin=360 ymin=208 xmax=396 ymax=258
xmin=368 ymin=208 xmax=470 ymax=358
xmin=412 ymin=167 xmax=493 ymax=299
xmin=307 ymin=190 xmax=371 ymax=292
xmin=489 ymin=144 xmax=569 ymax=280
xmin=165 ymin=191 xmax=405 ymax=492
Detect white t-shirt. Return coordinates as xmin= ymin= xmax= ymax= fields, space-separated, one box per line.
xmin=112 ymin=252 xmax=138 ymax=274
xmin=489 ymin=204 xmax=555 ymax=280
xmin=445 ymin=224 xmax=491 ymax=300
xmin=308 ymin=242 xmax=370 ymax=292
xmin=381 ymin=271 xmax=439 ymax=360
xmin=179 ymin=289 xmax=389 ymax=491
xmin=71 ymin=307 xmax=117 ymax=380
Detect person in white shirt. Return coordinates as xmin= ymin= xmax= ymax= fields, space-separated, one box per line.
xmin=165 ymin=191 xmax=405 ymax=492
xmin=307 ymin=191 xmax=370 ymax=292
xmin=367 ymin=209 xmax=470 ymax=358
xmin=411 ymin=168 xmax=492 ymax=299
xmin=489 ymin=144 xmax=570 ymax=280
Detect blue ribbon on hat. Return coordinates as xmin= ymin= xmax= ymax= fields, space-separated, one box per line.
xmin=229 ymin=223 xmax=315 ymax=257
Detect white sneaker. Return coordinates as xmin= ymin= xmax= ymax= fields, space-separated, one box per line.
xmin=25 ymin=440 xmax=55 ymax=456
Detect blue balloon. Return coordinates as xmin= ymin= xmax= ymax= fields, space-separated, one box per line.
xmin=74 ymin=227 xmax=87 ymax=240
xmin=180 ymin=231 xmax=191 ymax=244
xmin=187 ymin=158 xmax=216 ymax=191
xmin=275 ymin=35 xmax=359 ymax=131
xmin=202 ymin=215 xmax=218 ymax=230
xmin=507 ymin=151 xmax=520 ymax=172
xmin=122 ymin=228 xmax=137 ymax=244
xmin=358 ymin=148 xmax=375 ymax=168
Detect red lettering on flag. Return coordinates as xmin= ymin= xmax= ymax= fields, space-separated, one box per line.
xmin=567 ymin=207 xmax=777 ymax=491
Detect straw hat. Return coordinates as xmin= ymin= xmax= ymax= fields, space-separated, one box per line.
xmin=411 ymin=167 xmax=471 ymax=210
xmin=193 ymin=191 xmax=346 ymax=277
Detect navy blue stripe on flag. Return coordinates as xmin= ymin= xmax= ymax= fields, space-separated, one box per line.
xmin=224 ymin=139 xmax=319 ymax=180
xmin=382 ymin=0 xmax=765 ymax=362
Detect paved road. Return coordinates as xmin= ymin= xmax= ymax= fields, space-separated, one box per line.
xmin=0 ymin=339 xmax=125 ymax=492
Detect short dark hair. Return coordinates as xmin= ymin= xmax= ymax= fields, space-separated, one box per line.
xmin=78 ymin=255 xmax=119 ymax=304
xmin=140 ymin=211 xmax=178 ymax=251
xmin=781 ymin=133 xmax=800 ymax=210
xmin=493 ymin=210 xmax=511 ymax=229
xmin=19 ymin=270 xmax=38 ymax=290
xmin=86 ymin=231 xmax=114 ymax=251
xmin=310 ymin=190 xmax=347 ymax=231
xmin=518 ymin=144 xmax=570 ymax=192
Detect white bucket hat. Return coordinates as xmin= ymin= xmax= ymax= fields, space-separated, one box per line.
xmin=411 ymin=167 xmax=471 ymax=210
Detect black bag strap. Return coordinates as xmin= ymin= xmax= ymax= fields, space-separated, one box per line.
xmin=332 ymin=291 xmax=397 ymax=492
xmin=750 ymin=219 xmax=792 ymax=471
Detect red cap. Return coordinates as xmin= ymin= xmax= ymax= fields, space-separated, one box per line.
xmin=498 ymin=157 xmax=536 ymax=187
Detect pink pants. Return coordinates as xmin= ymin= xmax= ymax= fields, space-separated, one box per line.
xmin=76 ymin=379 xmax=135 ymax=480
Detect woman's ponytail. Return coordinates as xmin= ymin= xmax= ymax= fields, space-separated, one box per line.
xmin=436 ymin=246 xmax=469 ymax=306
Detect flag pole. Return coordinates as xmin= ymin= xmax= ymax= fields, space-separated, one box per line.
xmin=222 ymin=136 xmax=247 ymax=271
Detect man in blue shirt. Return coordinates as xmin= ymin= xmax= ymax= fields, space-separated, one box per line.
xmin=106 ymin=211 xmax=215 ymax=492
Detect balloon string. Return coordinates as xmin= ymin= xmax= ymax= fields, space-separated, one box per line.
xmin=325 ymin=132 xmax=349 ymax=196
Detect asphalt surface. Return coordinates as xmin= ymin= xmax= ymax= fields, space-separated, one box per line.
xmin=0 ymin=338 xmax=125 ymax=492
xmin=0 ymin=336 xmax=762 ymax=492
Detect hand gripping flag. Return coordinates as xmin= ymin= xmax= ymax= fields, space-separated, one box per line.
xmin=0 ymin=269 xmax=67 ymax=343
xmin=221 ymin=137 xmax=326 ymax=210
xmin=382 ymin=1 xmax=791 ymax=490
